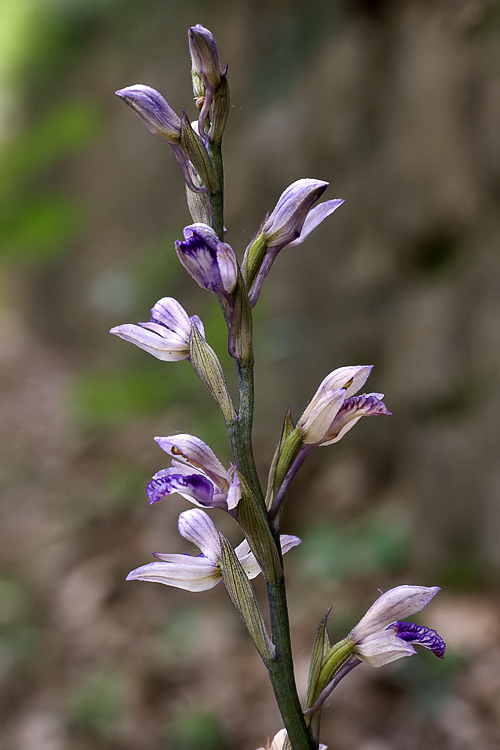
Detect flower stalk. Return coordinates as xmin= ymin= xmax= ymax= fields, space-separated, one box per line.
xmin=112 ymin=24 xmax=445 ymax=750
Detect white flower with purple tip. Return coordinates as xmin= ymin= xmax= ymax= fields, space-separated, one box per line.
xmin=350 ymin=585 xmax=446 ymax=667
xmin=110 ymin=297 xmax=204 ymax=362
xmin=297 ymin=365 xmax=391 ymax=446
xmin=147 ymin=433 xmax=242 ymax=511
xmin=126 ymin=508 xmax=301 ymax=592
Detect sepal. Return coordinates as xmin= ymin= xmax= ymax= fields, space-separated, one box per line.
xmin=189 ymin=324 xmax=236 ymax=422
xmin=180 ymin=112 xmax=218 ymax=192
xmin=305 ymin=608 xmax=332 ymax=712
xmin=220 ymin=535 xmax=275 ymax=663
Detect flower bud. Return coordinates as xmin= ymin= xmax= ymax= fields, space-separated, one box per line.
xmin=115 ymin=85 xmax=181 ymax=143
xmin=188 ymin=24 xmax=223 ymax=94
xmin=188 ymin=24 xmax=229 ymax=143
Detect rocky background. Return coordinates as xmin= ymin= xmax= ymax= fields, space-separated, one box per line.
xmin=1 ymin=0 xmax=500 ymax=748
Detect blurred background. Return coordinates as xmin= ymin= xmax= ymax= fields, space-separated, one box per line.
xmin=1 ymin=0 xmax=500 ymax=748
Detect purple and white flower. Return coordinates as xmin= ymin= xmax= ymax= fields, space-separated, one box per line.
xmin=175 ymin=223 xmax=238 ymax=297
xmin=263 ymin=179 xmax=343 ymax=251
xmin=297 ymin=365 xmax=391 ymax=446
xmin=247 ymin=179 xmax=343 ymax=306
xmin=110 ymin=297 xmax=204 ymax=361
xmin=350 ymin=585 xmax=446 ymax=667
xmin=146 ymin=433 xmax=241 ymax=511
xmin=127 ymin=508 xmax=301 ymax=592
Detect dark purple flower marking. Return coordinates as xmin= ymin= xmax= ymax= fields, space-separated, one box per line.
xmin=147 ymin=471 xmax=214 ymax=506
xmin=390 ymin=621 xmax=446 ymax=659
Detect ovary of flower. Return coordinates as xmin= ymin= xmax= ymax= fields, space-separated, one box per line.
xmin=126 ymin=508 xmax=301 ymax=592
xmin=146 ymin=434 xmax=242 ymax=511
xmin=110 ymin=297 xmax=204 ymax=361
xmin=297 ymin=365 xmax=391 ymax=446
xmin=350 ymin=585 xmax=446 ymax=667
xmin=257 ymin=729 xmax=327 ymax=750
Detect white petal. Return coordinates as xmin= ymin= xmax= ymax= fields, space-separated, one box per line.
xmin=279 ymin=534 xmax=302 ymax=555
xmin=351 ymin=586 xmax=441 ymax=641
xmin=297 ymin=389 xmax=346 ymax=445
xmin=235 ymin=539 xmax=261 ymax=580
xmin=288 ymin=199 xmax=344 ymax=247
xmin=177 ymin=508 xmax=222 ymax=563
xmin=110 ymin=324 xmax=189 ymax=361
xmin=235 ymin=534 xmax=301 ymax=580
xmin=126 ymin=557 xmax=220 ymax=592
xmin=150 ymin=296 xmax=191 ymax=337
xmin=216 ymin=243 xmax=238 ymax=293
xmin=317 ymin=365 xmax=373 ymax=398
xmin=155 ymin=434 xmax=227 ymax=483
xmin=226 ymin=470 xmax=242 ymax=510
xmin=355 ymin=631 xmax=416 ymax=667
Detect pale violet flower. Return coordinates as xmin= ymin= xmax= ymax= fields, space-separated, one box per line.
xmin=247 ymin=179 xmax=343 ymax=306
xmin=115 ymin=85 xmax=181 ymax=142
xmin=297 ymin=365 xmax=391 ymax=446
xmin=263 ymin=179 xmax=343 ymax=251
xmin=175 ymin=223 xmax=238 ymax=297
xmin=350 ymin=585 xmax=446 ymax=667
xmin=115 ymin=85 xmax=203 ymax=193
xmin=110 ymin=297 xmax=204 ymax=361
xmin=257 ymin=729 xmax=326 ymax=750
xmin=147 ymin=433 xmax=241 ymax=511
xmin=127 ymin=508 xmax=301 ymax=592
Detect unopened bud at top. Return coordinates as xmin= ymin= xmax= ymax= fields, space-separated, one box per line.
xmin=115 ymin=85 xmax=181 ymax=143
xmin=188 ymin=24 xmax=223 ymax=96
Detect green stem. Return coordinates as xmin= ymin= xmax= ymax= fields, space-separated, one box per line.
xmin=267 ymin=576 xmax=316 ymax=750
xmin=228 ymin=359 xmax=313 ymax=750
xmin=212 ymin=141 xmax=312 ymax=744
xmin=209 ymin=140 xmax=224 ymax=240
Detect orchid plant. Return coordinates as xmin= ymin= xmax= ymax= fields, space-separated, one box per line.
xmin=111 ymin=25 xmax=445 ymax=750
